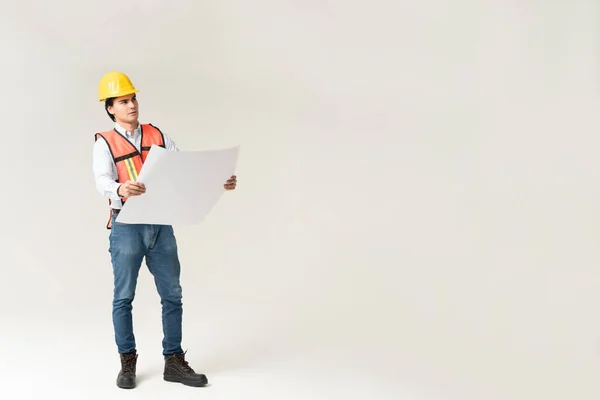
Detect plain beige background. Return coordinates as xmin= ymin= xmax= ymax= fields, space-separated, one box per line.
xmin=0 ymin=0 xmax=599 ymax=399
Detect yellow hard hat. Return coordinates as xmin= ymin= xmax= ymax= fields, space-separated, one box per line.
xmin=98 ymin=71 xmax=139 ymax=102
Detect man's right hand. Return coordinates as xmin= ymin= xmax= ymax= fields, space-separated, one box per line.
xmin=117 ymin=181 xmax=146 ymax=197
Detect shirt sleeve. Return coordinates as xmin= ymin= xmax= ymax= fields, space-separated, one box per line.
xmin=92 ymin=137 xmax=122 ymax=201
xmin=163 ymin=132 xmax=180 ymax=151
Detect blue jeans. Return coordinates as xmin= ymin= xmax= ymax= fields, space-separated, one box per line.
xmin=108 ymin=213 xmax=184 ymax=357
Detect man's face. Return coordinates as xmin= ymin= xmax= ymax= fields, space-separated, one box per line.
xmin=107 ymin=93 xmax=138 ymax=124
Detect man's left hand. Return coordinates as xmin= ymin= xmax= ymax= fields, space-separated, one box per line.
xmin=224 ymin=175 xmax=237 ymax=191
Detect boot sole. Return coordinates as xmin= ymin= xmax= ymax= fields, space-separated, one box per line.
xmin=164 ymin=374 xmax=208 ymax=387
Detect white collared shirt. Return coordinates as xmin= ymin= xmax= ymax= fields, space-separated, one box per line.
xmin=92 ymin=122 xmax=179 ymax=209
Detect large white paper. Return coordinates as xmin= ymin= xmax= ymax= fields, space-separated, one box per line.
xmin=115 ymin=144 xmax=240 ymax=226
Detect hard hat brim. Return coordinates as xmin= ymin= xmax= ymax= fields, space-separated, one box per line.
xmin=98 ymin=89 xmax=140 ymax=102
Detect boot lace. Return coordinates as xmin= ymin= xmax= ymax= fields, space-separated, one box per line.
xmin=174 ymin=352 xmax=193 ymax=373
xmin=121 ymin=354 xmax=136 ymax=373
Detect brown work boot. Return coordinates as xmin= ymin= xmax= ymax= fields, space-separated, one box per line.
xmin=116 ymin=352 xmax=137 ymax=389
xmin=163 ymin=352 xmax=208 ymax=387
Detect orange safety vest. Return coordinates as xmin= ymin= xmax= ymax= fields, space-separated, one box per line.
xmin=94 ymin=123 xmax=166 ymax=229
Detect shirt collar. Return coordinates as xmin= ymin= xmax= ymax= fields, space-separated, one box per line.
xmin=114 ymin=122 xmax=141 ymax=138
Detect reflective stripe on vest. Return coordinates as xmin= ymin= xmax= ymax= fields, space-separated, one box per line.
xmin=94 ymin=123 xmax=166 ymax=229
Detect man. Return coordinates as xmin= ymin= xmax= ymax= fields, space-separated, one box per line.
xmin=92 ymin=71 xmax=237 ymax=389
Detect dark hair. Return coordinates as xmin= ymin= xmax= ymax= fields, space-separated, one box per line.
xmin=105 ymin=98 xmax=115 ymax=121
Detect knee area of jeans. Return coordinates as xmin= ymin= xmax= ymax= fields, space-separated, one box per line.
xmin=113 ymin=290 xmax=135 ymax=304
xmin=161 ymin=286 xmax=182 ymax=302
xmin=113 ymin=299 xmax=134 ymax=311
